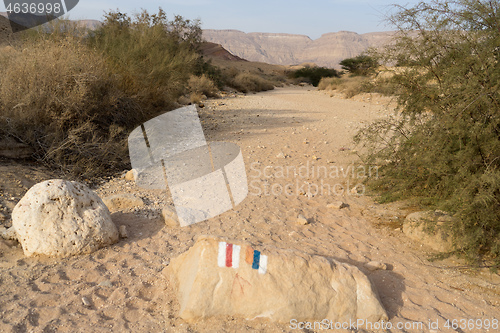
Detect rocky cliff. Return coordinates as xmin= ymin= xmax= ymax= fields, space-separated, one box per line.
xmin=203 ymin=29 xmax=395 ymax=68
xmin=1 ymin=13 xmax=394 ymax=68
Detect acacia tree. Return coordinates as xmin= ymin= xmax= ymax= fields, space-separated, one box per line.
xmin=355 ymin=0 xmax=500 ymax=265
xmin=339 ymin=54 xmax=378 ymax=76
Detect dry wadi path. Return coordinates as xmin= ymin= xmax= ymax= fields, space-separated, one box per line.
xmin=0 ymin=86 xmax=499 ymax=332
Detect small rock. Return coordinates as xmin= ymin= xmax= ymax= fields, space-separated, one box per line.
xmin=0 ymin=212 xmax=6 ymax=221
xmin=162 ymin=206 xmax=179 ymax=227
xmin=0 ymin=226 xmax=17 ymax=241
xmin=119 ymin=225 xmax=128 ymax=238
xmin=327 ymin=201 xmax=346 ymax=209
xmin=124 ymin=169 xmax=138 ymax=182
xmin=98 ymin=280 xmax=113 ymax=288
xmin=276 ymin=152 xmax=285 ymax=159
xmin=297 ymin=214 xmax=309 ymax=225
xmin=101 ymin=194 xmax=144 ymax=212
xmin=4 ymin=201 xmax=16 ymax=210
xmin=82 ymin=296 xmax=91 ymax=307
xmin=364 ymin=261 xmax=387 ymax=271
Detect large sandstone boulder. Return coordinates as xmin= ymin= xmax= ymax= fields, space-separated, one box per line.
xmin=403 ymin=211 xmax=453 ymax=252
xmin=10 ymin=179 xmax=119 ymax=257
xmin=167 ymin=235 xmax=387 ymax=323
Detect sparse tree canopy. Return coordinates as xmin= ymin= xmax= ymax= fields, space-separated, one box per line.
xmin=291 ymin=66 xmax=339 ymax=86
xmin=355 ymin=0 xmax=500 ymax=266
xmin=339 ymin=54 xmax=378 ymax=76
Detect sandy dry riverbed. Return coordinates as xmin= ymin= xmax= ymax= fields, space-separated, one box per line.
xmin=0 ymin=86 xmax=499 ymax=332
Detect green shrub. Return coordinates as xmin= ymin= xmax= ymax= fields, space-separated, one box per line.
xmin=194 ymin=57 xmax=225 ymax=89
xmin=87 ymin=9 xmax=202 ymax=108
xmin=291 ymin=66 xmax=339 ymax=87
xmin=355 ymin=0 xmax=500 ymax=266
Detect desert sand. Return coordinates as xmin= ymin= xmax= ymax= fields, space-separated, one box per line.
xmin=0 ymin=86 xmax=499 ymax=332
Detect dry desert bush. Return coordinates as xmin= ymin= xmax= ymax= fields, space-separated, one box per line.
xmin=187 ymin=74 xmax=219 ymax=100
xmin=0 ymin=36 xmax=137 ymax=177
xmin=0 ymin=9 xmax=220 ymax=178
xmin=318 ymin=75 xmax=397 ymax=98
xmin=229 ymin=73 xmax=275 ymax=93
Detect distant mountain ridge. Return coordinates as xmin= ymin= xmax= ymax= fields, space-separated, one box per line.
xmin=1 ymin=13 xmax=394 ymax=68
xmin=202 ymin=29 xmax=396 ymax=68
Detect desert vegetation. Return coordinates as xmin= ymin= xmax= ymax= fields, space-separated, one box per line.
xmin=354 ymin=0 xmax=500 ymax=266
xmin=0 ymin=9 xmax=208 ymax=178
xmin=317 ymin=75 xmax=397 ymax=98
xmin=289 ymin=66 xmax=339 ymax=87
xmin=339 ymin=54 xmax=379 ymax=76
xmin=316 ymin=54 xmax=395 ymax=98
xmin=0 ymin=9 xmax=282 ymax=179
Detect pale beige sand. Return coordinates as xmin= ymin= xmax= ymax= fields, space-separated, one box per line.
xmin=0 ymin=86 xmax=499 ymax=332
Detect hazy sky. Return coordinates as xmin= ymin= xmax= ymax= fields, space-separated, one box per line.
xmin=2 ymin=1 xmax=421 ymax=39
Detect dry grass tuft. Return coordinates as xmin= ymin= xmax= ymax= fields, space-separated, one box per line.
xmin=318 ymin=75 xmax=397 ymax=98
xmin=229 ymin=73 xmax=275 ymax=93
xmin=188 ymin=74 xmax=219 ymax=98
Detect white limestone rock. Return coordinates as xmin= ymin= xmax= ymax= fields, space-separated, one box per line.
xmin=296 ymin=214 xmax=309 ymax=225
xmin=327 ymin=201 xmax=347 ymax=209
xmin=11 ymin=179 xmax=119 ymax=257
xmin=364 ymin=261 xmax=387 ymax=271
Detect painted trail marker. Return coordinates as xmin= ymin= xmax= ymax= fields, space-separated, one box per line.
xmin=218 ymin=241 xmax=267 ymax=274
xmin=128 ymin=105 xmax=248 ymax=226
xmin=167 ymin=235 xmax=388 ymax=323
